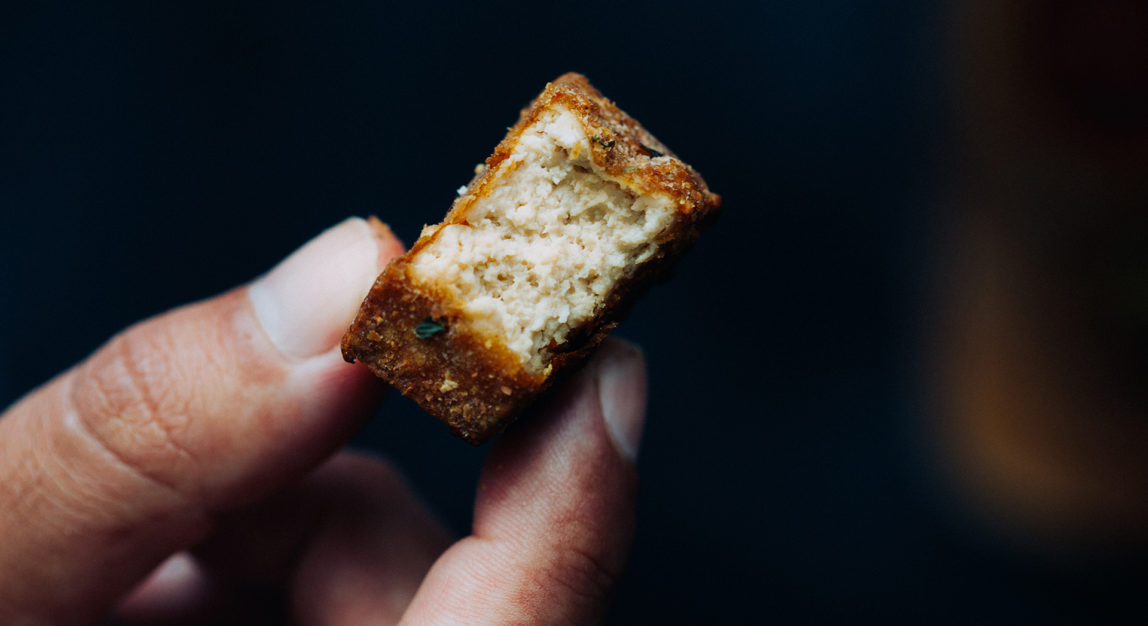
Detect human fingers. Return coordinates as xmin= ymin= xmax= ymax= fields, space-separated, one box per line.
xmin=0 ymin=217 xmax=402 ymax=624
xmin=114 ymin=452 xmax=452 ymax=626
xmin=400 ymin=339 xmax=646 ymax=625
xmin=288 ymin=453 xmax=452 ymax=625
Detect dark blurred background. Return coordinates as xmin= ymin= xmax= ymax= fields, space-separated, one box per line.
xmin=4 ymin=0 xmax=1148 ymax=623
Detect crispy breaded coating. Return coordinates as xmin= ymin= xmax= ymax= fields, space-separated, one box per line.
xmin=342 ymin=73 xmax=720 ymax=443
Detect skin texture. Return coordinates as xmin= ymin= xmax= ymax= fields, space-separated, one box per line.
xmin=0 ymin=218 xmax=646 ymax=625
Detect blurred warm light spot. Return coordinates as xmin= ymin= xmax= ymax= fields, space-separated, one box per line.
xmin=932 ymin=0 xmax=1148 ymax=552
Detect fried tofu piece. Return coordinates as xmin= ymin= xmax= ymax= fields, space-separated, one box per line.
xmin=341 ymin=73 xmax=720 ymax=443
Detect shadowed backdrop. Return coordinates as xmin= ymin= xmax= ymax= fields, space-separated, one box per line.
xmin=4 ymin=1 xmax=1146 ymax=623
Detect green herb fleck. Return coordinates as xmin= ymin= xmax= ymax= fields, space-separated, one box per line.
xmin=591 ymin=134 xmax=615 ymax=149
xmin=415 ymin=317 xmax=447 ymax=339
xmin=640 ymin=143 xmax=664 ymax=158
xmin=623 ymin=166 xmax=642 ymax=173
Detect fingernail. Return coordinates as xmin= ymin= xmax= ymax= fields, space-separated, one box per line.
xmin=596 ymin=339 xmax=647 ymax=461
xmin=249 ymin=217 xmax=391 ymax=359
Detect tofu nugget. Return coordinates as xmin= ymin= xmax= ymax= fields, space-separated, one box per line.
xmin=341 ymin=72 xmax=721 ymax=444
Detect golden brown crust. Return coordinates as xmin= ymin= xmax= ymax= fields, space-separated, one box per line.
xmin=341 ymin=72 xmax=721 ymax=444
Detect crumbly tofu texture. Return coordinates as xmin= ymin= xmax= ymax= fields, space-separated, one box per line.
xmin=408 ymin=107 xmax=676 ymax=373
xmin=341 ymin=72 xmax=721 ymax=444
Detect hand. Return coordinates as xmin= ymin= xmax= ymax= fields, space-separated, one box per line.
xmin=0 ymin=218 xmax=647 ymax=625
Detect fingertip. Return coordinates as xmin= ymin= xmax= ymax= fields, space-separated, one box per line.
xmin=248 ymin=217 xmax=399 ymax=360
xmin=593 ymin=338 xmax=647 ymax=462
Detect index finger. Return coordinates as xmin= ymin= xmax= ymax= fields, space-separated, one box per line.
xmin=0 ymin=217 xmax=401 ymax=624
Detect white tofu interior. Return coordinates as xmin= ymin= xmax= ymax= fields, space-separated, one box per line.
xmin=408 ymin=107 xmax=676 ymax=373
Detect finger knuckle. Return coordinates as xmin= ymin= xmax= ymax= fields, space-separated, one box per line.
xmin=537 ymin=542 xmax=619 ymax=609
xmin=332 ymin=451 xmax=402 ymax=482
xmin=70 ymin=325 xmax=198 ymax=493
xmin=320 ymin=453 xmax=413 ymax=507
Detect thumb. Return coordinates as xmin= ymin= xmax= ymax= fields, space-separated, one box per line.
xmin=401 ymin=339 xmax=647 ymax=625
xmin=0 ymin=217 xmax=401 ymax=624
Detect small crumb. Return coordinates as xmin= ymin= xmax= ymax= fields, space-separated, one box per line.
xmin=366 ymin=330 xmax=382 ymax=342
xmin=456 ymin=185 xmax=468 ymax=196
xmin=500 ymin=385 xmax=513 ymax=396
xmin=474 ymin=163 xmax=486 ymax=174
xmin=440 ymin=378 xmax=459 ymax=392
